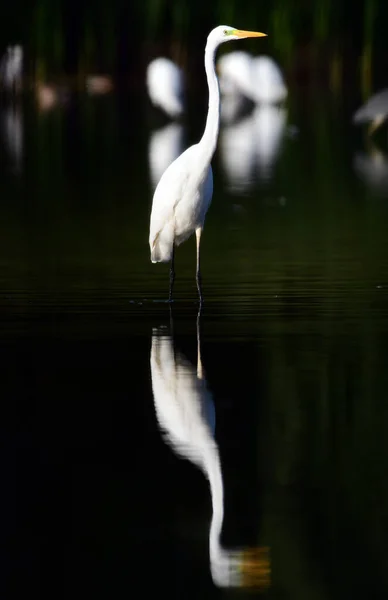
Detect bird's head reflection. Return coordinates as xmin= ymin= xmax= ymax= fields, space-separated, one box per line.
xmin=150 ymin=310 xmax=270 ymax=590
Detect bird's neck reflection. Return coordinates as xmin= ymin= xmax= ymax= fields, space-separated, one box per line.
xmin=150 ymin=309 xmax=270 ymax=589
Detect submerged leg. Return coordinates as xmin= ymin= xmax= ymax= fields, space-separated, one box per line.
xmin=169 ymin=244 xmax=175 ymax=303
xmin=195 ymin=228 xmax=203 ymax=305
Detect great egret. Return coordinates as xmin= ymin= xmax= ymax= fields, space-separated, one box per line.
xmin=149 ymin=26 xmax=267 ymax=303
xmin=250 ymin=56 xmax=287 ymax=104
xmin=146 ymin=57 xmax=185 ymax=119
xmin=353 ymin=89 xmax=388 ymax=136
xmin=218 ymin=52 xmax=287 ymax=107
xmin=150 ymin=314 xmax=270 ymax=588
xmin=218 ymin=51 xmax=254 ymax=100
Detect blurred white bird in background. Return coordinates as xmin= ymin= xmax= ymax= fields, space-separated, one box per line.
xmin=218 ymin=51 xmax=254 ymax=100
xmin=0 ymin=45 xmax=23 ymax=95
xmin=148 ymin=122 xmax=185 ymax=190
xmin=353 ymin=88 xmax=388 ymax=136
xmin=146 ymin=57 xmax=185 ymax=119
xmin=250 ymin=56 xmax=287 ymax=104
xmin=218 ymin=51 xmax=287 ymax=108
xmin=150 ymin=314 xmax=270 ymax=589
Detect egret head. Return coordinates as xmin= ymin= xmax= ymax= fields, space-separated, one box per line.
xmin=208 ymin=25 xmax=267 ymax=46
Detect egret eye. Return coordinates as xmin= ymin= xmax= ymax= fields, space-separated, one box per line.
xmin=223 ymin=29 xmax=228 ymax=35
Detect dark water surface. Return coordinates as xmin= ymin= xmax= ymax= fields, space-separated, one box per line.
xmin=1 ymin=85 xmax=388 ymax=599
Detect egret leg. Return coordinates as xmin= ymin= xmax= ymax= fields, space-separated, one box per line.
xmin=195 ymin=228 xmax=203 ymax=305
xmin=169 ymin=245 xmax=175 ymax=303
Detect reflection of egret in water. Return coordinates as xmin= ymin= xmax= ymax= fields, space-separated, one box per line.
xmin=219 ymin=112 xmax=257 ymax=193
xmin=1 ymin=104 xmax=23 ymax=174
xmin=253 ymin=104 xmax=287 ymax=181
xmin=220 ymin=104 xmax=287 ymax=190
xmin=150 ymin=311 xmax=270 ymax=589
xmin=148 ymin=123 xmax=184 ymax=190
xmin=353 ymin=143 xmax=388 ymax=197
xmin=0 ymin=45 xmax=23 ymax=95
xmin=146 ymin=58 xmax=185 ymax=119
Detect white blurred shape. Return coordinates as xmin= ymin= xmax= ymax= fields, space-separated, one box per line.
xmin=250 ymin=56 xmax=287 ymax=104
xmin=220 ymin=112 xmax=256 ymax=193
xmin=353 ymin=146 xmax=388 ymax=197
xmin=1 ymin=104 xmax=23 ymax=174
xmin=253 ymin=104 xmax=287 ymax=181
xmin=220 ymin=105 xmax=287 ymax=190
xmin=148 ymin=122 xmax=184 ymax=189
xmin=150 ymin=316 xmax=270 ymax=589
xmin=218 ymin=51 xmax=253 ymax=100
xmin=0 ymin=45 xmax=23 ymax=94
xmin=146 ymin=57 xmax=184 ymax=118
xmin=218 ymin=52 xmax=287 ymax=107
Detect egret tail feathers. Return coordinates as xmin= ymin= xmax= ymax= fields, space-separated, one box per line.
xmin=150 ymin=234 xmax=173 ymax=263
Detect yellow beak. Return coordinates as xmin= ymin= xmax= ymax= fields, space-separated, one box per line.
xmin=234 ymin=29 xmax=267 ymax=38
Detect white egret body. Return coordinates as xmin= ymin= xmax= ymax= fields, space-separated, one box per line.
xmin=218 ymin=51 xmax=254 ymax=99
xmin=149 ymin=26 xmax=267 ymax=303
xmin=146 ymin=57 xmax=185 ymax=119
xmin=150 ymin=316 xmax=270 ymax=588
xmin=251 ymin=56 xmax=287 ymax=104
xmin=353 ymin=88 xmax=388 ymax=136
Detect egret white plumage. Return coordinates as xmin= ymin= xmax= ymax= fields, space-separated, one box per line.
xmin=150 ymin=316 xmax=270 ymax=588
xmin=218 ymin=51 xmax=254 ymax=100
xmin=218 ymin=52 xmax=287 ymax=107
xmin=149 ymin=26 xmax=267 ymax=303
xmin=353 ymin=88 xmax=388 ymax=136
xmin=146 ymin=57 xmax=185 ymax=119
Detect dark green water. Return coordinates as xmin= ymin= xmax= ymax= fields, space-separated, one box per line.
xmin=1 ymin=83 xmax=388 ymax=599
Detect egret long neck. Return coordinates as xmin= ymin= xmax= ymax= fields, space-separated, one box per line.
xmin=199 ymin=40 xmax=220 ymax=164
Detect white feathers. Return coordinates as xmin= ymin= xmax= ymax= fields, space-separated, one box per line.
xmin=218 ymin=51 xmax=287 ymax=106
xmin=146 ymin=57 xmax=185 ymax=118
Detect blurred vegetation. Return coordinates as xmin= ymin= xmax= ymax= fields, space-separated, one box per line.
xmin=1 ymin=0 xmax=388 ymax=87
